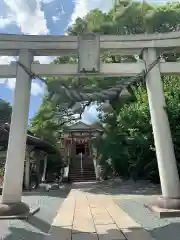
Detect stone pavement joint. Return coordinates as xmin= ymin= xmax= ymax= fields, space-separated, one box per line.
xmin=46 ymin=189 xmax=156 ymax=240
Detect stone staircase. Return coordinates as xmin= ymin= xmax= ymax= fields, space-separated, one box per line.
xmin=69 ymin=156 xmax=96 ymax=182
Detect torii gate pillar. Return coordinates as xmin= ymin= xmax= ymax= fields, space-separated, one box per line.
xmin=144 ymin=48 xmax=180 ymax=209
xmin=0 ymin=49 xmax=33 ymax=216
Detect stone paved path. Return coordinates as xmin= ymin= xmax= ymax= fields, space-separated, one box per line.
xmin=0 ymin=187 xmax=69 ymax=240
xmin=116 ymin=198 xmax=180 ymax=240
xmin=1 ymin=180 xmax=180 ymax=239
xmin=46 ymin=188 xmax=155 ymax=240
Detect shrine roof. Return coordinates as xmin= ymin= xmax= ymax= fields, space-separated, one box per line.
xmin=66 ymin=121 xmax=102 ymax=132
xmin=0 ymin=123 xmax=60 ymax=154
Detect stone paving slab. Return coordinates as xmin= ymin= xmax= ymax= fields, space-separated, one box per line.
xmin=96 ymin=224 xmax=125 ymax=240
xmin=47 ymin=188 xmax=156 ymax=240
xmin=106 ymin=201 xmax=155 ymax=240
xmin=72 ymin=232 xmax=98 ymax=240
xmin=116 ymin=198 xmax=180 ymax=240
xmin=0 ymin=188 xmax=69 ymax=240
xmin=91 ymin=207 xmax=114 ymax=225
xmin=50 ymin=192 xmax=75 ymax=228
xmin=73 ymin=202 xmax=96 ymax=233
xmin=47 ymin=226 xmax=71 ymax=240
xmin=106 ymin=203 xmax=140 ymax=229
xmin=122 ymin=228 xmax=155 ymax=240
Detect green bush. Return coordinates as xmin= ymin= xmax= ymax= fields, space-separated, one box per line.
xmin=0 ymin=167 xmax=4 ymax=177
xmin=96 ymin=76 xmax=180 ymax=183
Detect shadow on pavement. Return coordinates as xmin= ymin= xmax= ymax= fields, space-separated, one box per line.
xmin=22 ymin=187 xmax=70 ymax=198
xmin=120 ymin=223 xmax=180 ymax=240
xmin=45 ymin=223 xmax=180 ymax=240
xmin=4 ymin=227 xmax=46 ymax=240
xmin=71 ymin=180 xmax=161 ymax=196
xmin=26 ymin=215 xmax=51 ymax=233
xmin=4 ymin=222 xmax=180 ymax=240
xmin=150 ymin=222 xmax=180 ymax=240
xmin=2 ymin=181 xmax=160 ymax=198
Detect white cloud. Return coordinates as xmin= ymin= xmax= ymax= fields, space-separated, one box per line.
xmin=34 ymin=56 xmax=55 ymax=64
xmin=41 ymin=0 xmax=55 ymax=3
xmin=0 ymin=16 xmax=13 ymax=28
xmin=31 ymin=80 xmax=45 ymax=96
xmin=70 ymin=0 xmax=113 ymax=25
xmin=52 ymin=15 xmax=60 ymax=23
xmin=0 ymin=56 xmax=16 ymax=65
xmin=0 ymin=78 xmax=45 ymax=96
xmin=6 ymin=78 xmax=15 ymax=89
xmin=52 ymin=5 xmax=66 ymax=23
xmin=3 ymin=0 xmax=49 ymax=34
xmin=0 ymin=79 xmax=7 ymax=84
xmin=0 ymin=55 xmax=55 ymax=65
xmin=81 ymin=104 xmax=99 ymax=123
xmin=0 ymin=0 xmax=53 ymax=93
xmin=0 ymin=54 xmax=55 ymax=96
xmin=0 ymin=56 xmax=47 ymax=96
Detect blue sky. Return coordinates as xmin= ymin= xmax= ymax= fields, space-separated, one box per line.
xmin=0 ymin=0 xmax=175 ymax=124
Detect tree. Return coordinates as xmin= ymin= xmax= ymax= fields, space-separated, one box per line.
xmin=29 ymin=94 xmax=79 ymax=144
xmin=0 ymin=99 xmax=12 ymax=125
xmin=54 ymin=1 xmax=180 ymax=97
xmin=65 ymin=1 xmax=180 ymax=182
xmin=31 ymin=1 xmax=180 ymax=183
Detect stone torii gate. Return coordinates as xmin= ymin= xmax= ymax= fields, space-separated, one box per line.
xmin=0 ymin=32 xmax=180 ymax=217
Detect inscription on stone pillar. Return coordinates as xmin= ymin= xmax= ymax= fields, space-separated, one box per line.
xmin=78 ymin=33 xmax=100 ymax=73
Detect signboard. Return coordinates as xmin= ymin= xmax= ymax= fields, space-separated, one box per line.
xmin=78 ymin=33 xmax=100 ymax=73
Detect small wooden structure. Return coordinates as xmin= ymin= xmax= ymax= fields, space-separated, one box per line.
xmin=0 ymin=123 xmax=61 ymax=189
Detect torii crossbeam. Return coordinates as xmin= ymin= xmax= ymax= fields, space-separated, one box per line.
xmin=0 ymin=32 xmax=180 ymax=217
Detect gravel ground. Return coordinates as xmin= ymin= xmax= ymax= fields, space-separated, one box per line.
xmin=80 ymin=179 xmax=161 ymax=197
xmin=0 ymin=187 xmax=69 ymax=240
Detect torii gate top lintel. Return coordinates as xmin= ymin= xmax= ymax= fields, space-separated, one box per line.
xmin=0 ymin=31 xmax=180 ymax=79
xmin=0 ymin=31 xmax=180 ymax=56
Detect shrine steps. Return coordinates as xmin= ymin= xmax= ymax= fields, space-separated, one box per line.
xmin=68 ymin=162 xmax=96 ymax=182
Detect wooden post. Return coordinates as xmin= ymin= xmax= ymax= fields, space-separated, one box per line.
xmin=42 ymin=154 xmax=48 ymax=182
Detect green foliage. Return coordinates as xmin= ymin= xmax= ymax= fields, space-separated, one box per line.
xmin=96 ymin=77 xmax=180 ymax=183
xmin=48 ymin=1 xmax=180 ymax=102
xmin=32 ymin=1 xmax=180 ymax=183
xmin=29 ymin=95 xmax=60 ymax=144
xmin=0 ymin=167 xmax=5 ymax=178
xmin=29 ymin=94 xmax=79 ymax=144
xmin=69 ymin=2 xmax=180 ymax=35
xmin=80 ymin=1 xmax=180 ymax=182
xmin=0 ymin=99 xmax=12 ymax=125
xmin=51 ymin=1 xmax=180 ymax=98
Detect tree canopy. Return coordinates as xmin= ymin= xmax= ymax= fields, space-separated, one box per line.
xmin=48 ymin=1 xmax=180 ymax=103
xmin=29 ymin=94 xmax=79 ymax=144
xmin=0 ymin=99 xmax=12 ymax=125
xmin=30 ymin=1 xmax=180 ymax=183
